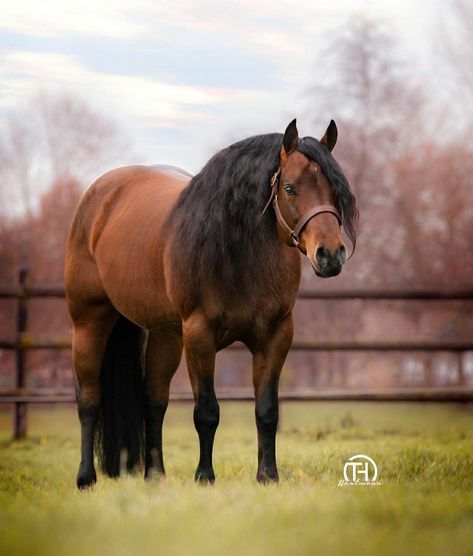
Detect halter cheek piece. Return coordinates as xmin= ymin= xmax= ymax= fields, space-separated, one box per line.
xmin=261 ymin=166 xmax=343 ymax=252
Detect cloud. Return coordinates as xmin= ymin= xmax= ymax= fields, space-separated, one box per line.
xmin=0 ymin=0 xmax=381 ymax=110
xmin=0 ymin=50 xmax=231 ymax=123
xmin=0 ymin=0 xmax=147 ymax=39
xmin=0 ymin=0 xmax=339 ymax=58
xmin=0 ymin=0 xmax=437 ymax=171
xmin=0 ymin=49 xmax=293 ymax=171
xmin=0 ymin=0 xmax=317 ymax=40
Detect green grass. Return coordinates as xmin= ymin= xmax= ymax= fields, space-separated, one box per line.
xmin=1 ymin=402 xmax=473 ymax=556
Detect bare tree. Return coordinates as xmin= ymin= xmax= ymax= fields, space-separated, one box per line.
xmin=304 ymin=16 xmax=429 ymax=288
xmin=297 ymin=16 xmax=473 ymax=391
xmin=0 ymin=92 xmax=130 ymax=217
xmin=0 ymin=92 xmax=131 ymax=282
xmin=307 ymin=17 xmax=426 ymax=195
xmin=0 ymin=94 xmax=132 ymax=385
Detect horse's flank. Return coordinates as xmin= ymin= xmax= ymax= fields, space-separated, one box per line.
xmin=66 ymin=164 xmax=191 ymax=333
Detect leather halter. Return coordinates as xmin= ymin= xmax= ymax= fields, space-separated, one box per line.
xmin=262 ymin=167 xmax=342 ymax=251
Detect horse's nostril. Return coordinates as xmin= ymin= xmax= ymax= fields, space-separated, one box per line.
xmin=337 ymin=245 xmax=346 ymax=263
xmin=315 ymin=246 xmax=330 ymax=267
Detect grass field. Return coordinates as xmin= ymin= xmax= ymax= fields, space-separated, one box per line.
xmin=1 ymin=402 xmax=473 ymax=556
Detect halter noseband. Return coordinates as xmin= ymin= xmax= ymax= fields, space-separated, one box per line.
xmin=262 ymin=166 xmax=343 ymax=251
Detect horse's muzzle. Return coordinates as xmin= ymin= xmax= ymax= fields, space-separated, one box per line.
xmin=313 ymin=245 xmax=346 ymax=278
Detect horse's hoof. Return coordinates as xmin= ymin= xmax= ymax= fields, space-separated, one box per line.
xmin=256 ymin=468 xmax=279 ymax=484
xmin=144 ymin=468 xmax=166 ymax=481
xmin=76 ymin=467 xmax=97 ymax=490
xmin=194 ymin=468 xmax=215 ymax=484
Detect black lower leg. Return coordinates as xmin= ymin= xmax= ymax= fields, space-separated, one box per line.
xmin=77 ymin=403 xmax=99 ymax=490
xmin=194 ymin=381 xmax=219 ymax=483
xmin=255 ymin=377 xmax=279 ymax=483
xmin=144 ymin=402 xmax=167 ymax=478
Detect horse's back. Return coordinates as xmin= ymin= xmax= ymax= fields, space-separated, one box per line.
xmin=65 ymin=164 xmax=191 ymax=330
xmin=148 ymin=164 xmax=193 ymax=181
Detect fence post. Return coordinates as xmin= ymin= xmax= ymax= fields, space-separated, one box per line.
xmin=14 ymin=263 xmax=28 ymax=440
xmin=458 ymin=352 xmax=465 ymax=387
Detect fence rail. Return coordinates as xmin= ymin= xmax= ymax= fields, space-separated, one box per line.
xmin=1 ymin=334 xmax=473 ymax=352
xmin=3 ymin=284 xmax=473 ymax=300
xmin=1 ymin=387 xmax=472 ymax=404
xmin=1 ymin=265 xmax=473 ymax=439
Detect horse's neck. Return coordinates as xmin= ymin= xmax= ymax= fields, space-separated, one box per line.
xmin=227 ymin=241 xmax=301 ymax=302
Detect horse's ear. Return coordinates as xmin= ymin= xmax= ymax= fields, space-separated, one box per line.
xmin=320 ymin=119 xmax=338 ymax=152
xmin=282 ymin=118 xmax=299 ymax=155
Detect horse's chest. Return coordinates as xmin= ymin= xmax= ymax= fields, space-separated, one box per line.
xmin=213 ymin=299 xmax=291 ymax=349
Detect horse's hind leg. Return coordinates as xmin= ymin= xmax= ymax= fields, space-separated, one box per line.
xmin=144 ymin=331 xmax=183 ymax=478
xmin=71 ymin=301 xmax=118 ymax=489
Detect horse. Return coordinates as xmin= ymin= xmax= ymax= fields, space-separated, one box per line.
xmin=65 ymin=119 xmax=358 ymax=489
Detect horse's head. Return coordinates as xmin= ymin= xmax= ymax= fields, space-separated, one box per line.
xmin=268 ymin=119 xmax=357 ymax=278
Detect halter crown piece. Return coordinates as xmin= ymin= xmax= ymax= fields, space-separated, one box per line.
xmin=261 ymin=164 xmax=342 ymax=252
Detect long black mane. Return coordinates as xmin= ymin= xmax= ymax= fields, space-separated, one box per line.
xmin=167 ymin=132 xmax=357 ymax=294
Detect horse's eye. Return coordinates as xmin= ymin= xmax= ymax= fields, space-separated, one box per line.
xmin=283 ymin=183 xmax=296 ymax=196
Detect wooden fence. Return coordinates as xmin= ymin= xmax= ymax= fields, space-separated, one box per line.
xmin=1 ymin=264 xmax=473 ymax=439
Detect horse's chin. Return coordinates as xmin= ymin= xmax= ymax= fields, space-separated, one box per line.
xmin=312 ymin=264 xmax=342 ymax=278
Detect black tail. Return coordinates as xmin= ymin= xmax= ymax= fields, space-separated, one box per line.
xmin=96 ymin=316 xmax=145 ymax=477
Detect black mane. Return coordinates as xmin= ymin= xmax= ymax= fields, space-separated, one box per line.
xmin=167 ymin=132 xmax=357 ymax=295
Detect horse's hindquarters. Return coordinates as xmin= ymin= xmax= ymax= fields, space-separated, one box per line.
xmin=67 ymin=165 xmax=188 ymax=331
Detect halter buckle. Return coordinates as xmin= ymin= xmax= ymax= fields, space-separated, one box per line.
xmin=261 ymin=169 xmax=281 ymax=216
xmin=270 ymin=169 xmax=280 ymax=187
xmin=290 ymin=232 xmax=300 ymax=247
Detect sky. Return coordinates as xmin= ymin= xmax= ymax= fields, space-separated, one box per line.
xmin=0 ymin=0 xmax=441 ymax=174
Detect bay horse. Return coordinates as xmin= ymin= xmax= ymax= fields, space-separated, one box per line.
xmin=65 ymin=119 xmax=358 ymax=489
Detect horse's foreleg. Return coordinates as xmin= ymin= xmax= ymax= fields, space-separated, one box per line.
xmin=72 ymin=306 xmax=117 ymax=490
xmin=252 ymin=313 xmax=294 ymax=484
xmin=183 ymin=314 xmax=219 ymax=484
xmin=144 ymin=331 xmax=182 ymax=479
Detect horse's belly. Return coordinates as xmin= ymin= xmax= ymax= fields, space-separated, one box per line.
xmin=95 ymin=242 xmax=182 ymax=333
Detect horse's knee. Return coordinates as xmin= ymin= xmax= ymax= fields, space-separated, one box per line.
xmin=255 ymin=389 xmax=279 ymax=434
xmin=194 ymin=391 xmax=220 ymax=433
